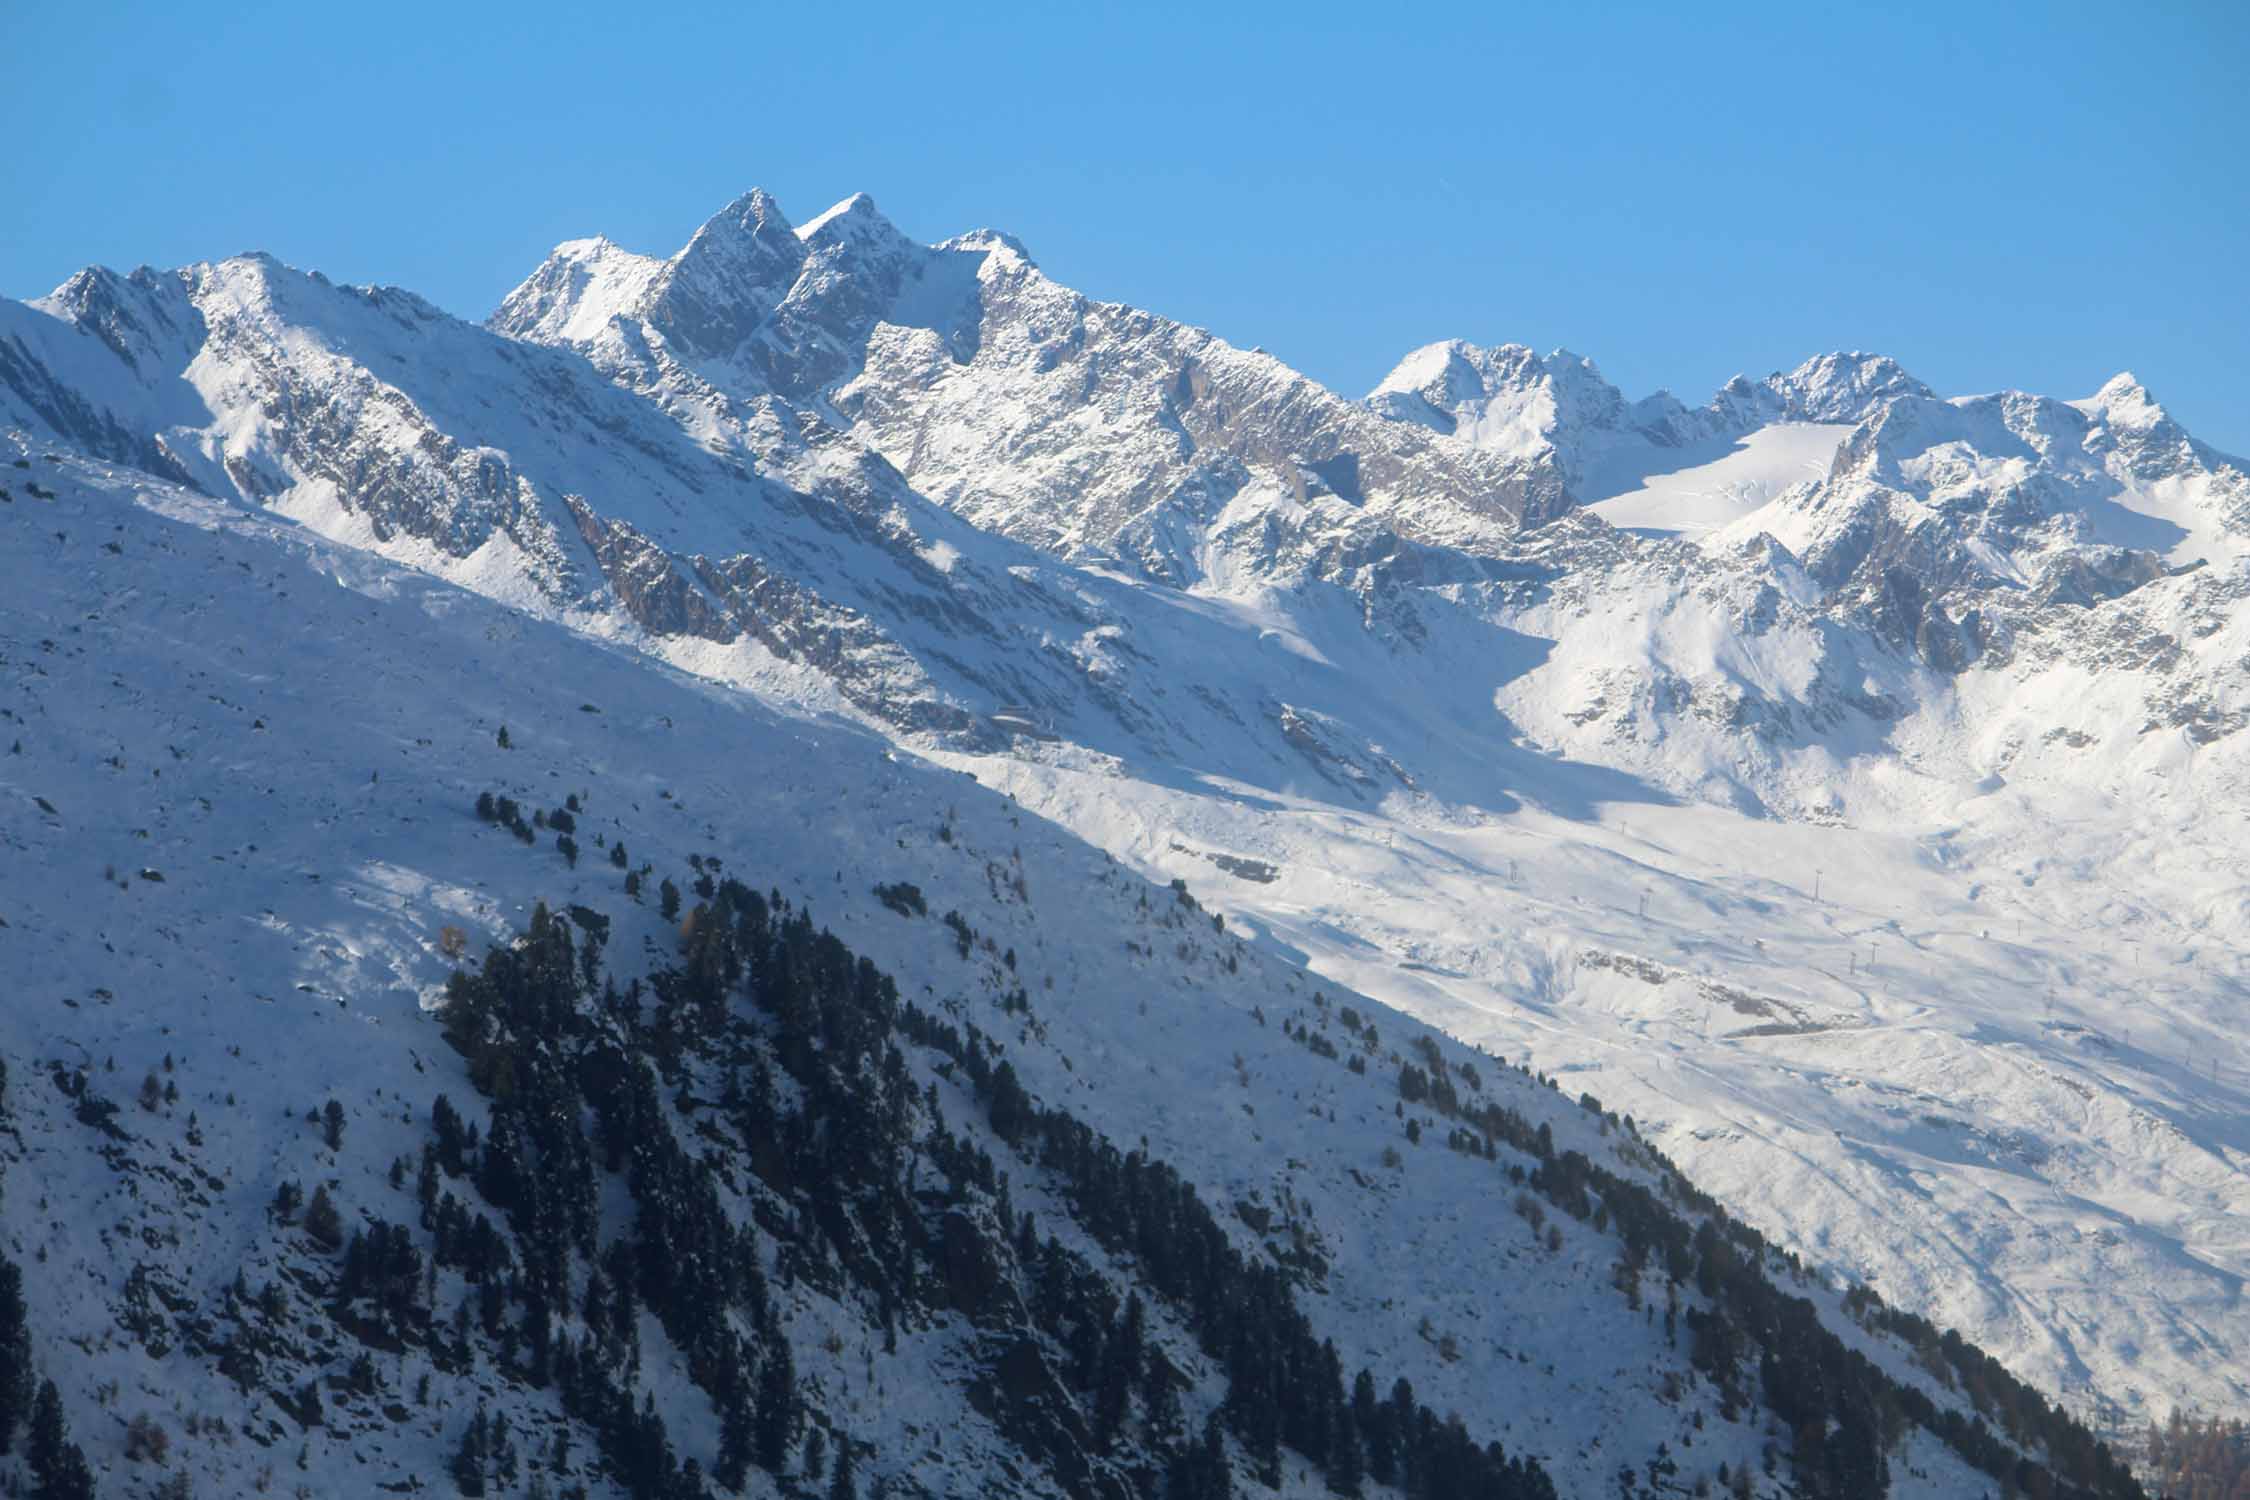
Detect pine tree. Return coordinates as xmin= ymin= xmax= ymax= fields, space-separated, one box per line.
xmin=417 ymin=1147 xmax=442 ymax=1224
xmin=492 ymin=1408 xmax=519 ymax=1487
xmin=1142 ymin=1353 xmax=1184 ymax=1443
xmin=27 ymin=1379 xmax=94 ymax=1500
xmin=1355 ymin=1368 xmax=1392 ymax=1486
xmin=451 ymin=1407 xmax=489 ymax=1496
xmin=987 ymin=1060 xmax=1029 ymax=1143
xmin=432 ymin=1094 xmax=469 ymax=1176
xmin=0 ymin=1259 xmax=29 ymax=1454
xmin=304 ymin=1184 xmax=344 ymax=1249
xmin=1093 ymin=1321 xmax=1134 ymax=1446
xmin=715 ymin=1392 xmax=752 ymax=1491
xmin=754 ymin=1341 xmax=795 ymax=1472
xmin=1202 ymin=1412 xmax=1234 ymax=1500
xmin=1332 ymin=1419 xmax=1366 ymax=1498
xmin=26 ymin=1379 xmax=64 ymax=1480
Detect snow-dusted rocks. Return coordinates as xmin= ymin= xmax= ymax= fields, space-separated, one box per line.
xmin=500 ymin=194 xmax=1568 ymax=569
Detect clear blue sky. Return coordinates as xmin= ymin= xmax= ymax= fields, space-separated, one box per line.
xmin=5 ymin=1 xmax=2246 ymax=451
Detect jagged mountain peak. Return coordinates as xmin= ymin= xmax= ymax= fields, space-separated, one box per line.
xmin=2082 ymin=369 xmax=2171 ymax=430
xmin=703 ymin=183 xmax=790 ymax=228
xmin=29 ymin=247 xmax=281 ymax=319
xmin=1370 ymin=339 xmax=1609 ymax=399
xmin=1366 ymin=340 xmax=1622 ymax=443
xmin=535 ymin=233 xmax=650 ymax=276
xmin=38 ymin=260 xmax=140 ymax=308
xmin=789 ymin=193 xmax=941 ymax=283
xmin=1361 ymin=342 xmax=1953 ymax=510
xmin=648 ymin=187 xmax=811 ymax=357
xmin=176 ymin=247 xmax=439 ymax=331
xmin=1364 ymin=341 xmax=1483 ymax=431
xmin=938 ymin=226 xmax=1037 ymax=269
xmin=1709 ymin=350 xmax=2250 ymax=609
xmin=795 ymin=189 xmax=886 ymax=241
xmin=673 ymin=185 xmax=802 ymax=271
xmin=89 ymin=248 xmax=350 ymax=333
xmin=33 ymin=260 xmax=180 ymax=326
xmin=1365 ymin=341 xmax=1659 ymax=493
xmin=1764 ymin=349 xmax=1933 ymax=420
xmin=1372 ymin=337 xmax=1505 ymax=392
xmin=488 ymin=187 xmax=810 ymax=355
xmin=488 ymin=233 xmax=664 ymax=344
xmin=489 ymin=188 xmax=942 ymax=364
xmin=485 ymin=194 xmax=1575 ymax=556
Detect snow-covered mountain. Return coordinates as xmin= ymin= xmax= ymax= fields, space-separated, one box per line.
xmin=489 ymin=192 xmax=1564 ymax=571
xmin=4 ymin=186 xmax=2246 ymax=1490
xmin=3 ymin=443 xmax=2135 ymax=1500
xmin=1364 ymin=343 xmax=1921 ymax=500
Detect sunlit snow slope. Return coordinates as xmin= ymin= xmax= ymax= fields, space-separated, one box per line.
xmin=1584 ymin=424 xmax=1852 ymax=539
